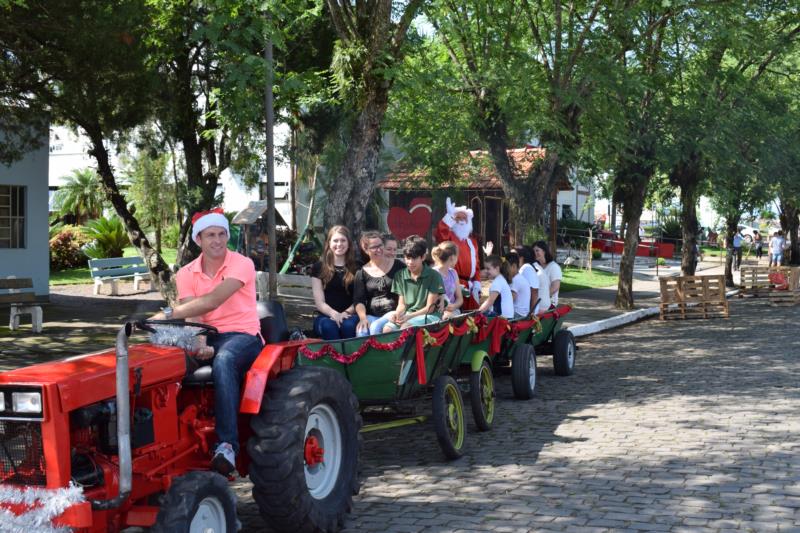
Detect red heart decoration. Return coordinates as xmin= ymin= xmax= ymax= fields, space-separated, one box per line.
xmin=387 ymin=198 xmax=432 ymax=240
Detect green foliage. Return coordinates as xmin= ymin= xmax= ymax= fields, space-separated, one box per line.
xmin=591 ymin=249 xmax=603 ymax=260
xmin=559 ymin=218 xmax=593 ymax=247
xmin=49 ymin=227 xmax=90 ymax=271
xmin=660 ymin=209 xmax=682 ymax=241
xmin=162 ymin=222 xmax=181 ymax=248
xmin=81 ymin=217 xmax=130 ymax=259
xmin=656 ymin=257 xmax=667 ymax=266
xmin=523 ymin=225 xmax=547 ymax=246
xmin=53 ymin=168 xmax=106 ymax=224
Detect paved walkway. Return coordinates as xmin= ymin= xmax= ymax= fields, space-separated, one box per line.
xmin=233 ymin=298 xmax=800 ymax=532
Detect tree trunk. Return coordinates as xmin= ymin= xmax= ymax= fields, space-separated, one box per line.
xmin=723 ymin=217 xmax=739 ymax=287
xmin=670 ymin=154 xmax=702 ymax=276
xmin=779 ymin=199 xmax=800 ymax=265
xmin=614 ymin=174 xmax=648 ymax=310
xmin=322 ymin=88 xmax=388 ymax=237
xmin=86 ymin=128 xmax=177 ymax=304
xmin=477 ymin=98 xmax=566 ymax=232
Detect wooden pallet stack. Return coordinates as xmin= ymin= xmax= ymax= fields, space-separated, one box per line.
xmin=660 ymin=275 xmax=729 ymax=320
xmin=739 ymin=266 xmax=800 ymax=306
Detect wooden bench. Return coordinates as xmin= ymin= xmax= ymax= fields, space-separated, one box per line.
xmin=255 ymin=272 xmax=315 ymax=309
xmin=739 ymin=265 xmax=800 ymax=306
xmin=1 ymin=277 xmax=43 ymax=332
xmin=88 ymin=257 xmax=151 ymax=296
xmin=660 ymin=274 xmax=729 ymax=320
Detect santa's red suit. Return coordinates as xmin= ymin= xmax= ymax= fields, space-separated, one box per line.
xmin=435 ymin=199 xmax=481 ymax=311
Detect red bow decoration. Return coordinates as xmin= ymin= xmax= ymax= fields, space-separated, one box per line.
xmin=192 ymin=207 xmax=224 ymax=224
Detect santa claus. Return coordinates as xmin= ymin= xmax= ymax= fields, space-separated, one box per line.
xmin=435 ymin=197 xmax=485 ymax=310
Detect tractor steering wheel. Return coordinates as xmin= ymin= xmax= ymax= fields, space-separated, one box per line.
xmin=136 ymin=319 xmax=219 ymax=336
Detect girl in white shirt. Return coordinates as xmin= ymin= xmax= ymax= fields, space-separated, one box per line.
xmin=533 ymin=240 xmax=562 ymax=309
xmin=505 ymin=251 xmax=531 ymax=318
xmin=515 ymin=245 xmax=541 ymax=314
xmin=478 ymin=255 xmax=515 ymax=319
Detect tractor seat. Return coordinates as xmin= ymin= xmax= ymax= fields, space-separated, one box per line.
xmin=182 ymin=300 xmax=289 ymax=387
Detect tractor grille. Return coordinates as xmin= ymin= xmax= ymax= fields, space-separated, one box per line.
xmin=0 ymin=420 xmax=46 ymax=486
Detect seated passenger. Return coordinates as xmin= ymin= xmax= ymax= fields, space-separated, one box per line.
xmin=533 ymin=240 xmax=562 ymax=309
xmin=432 ymin=241 xmax=463 ymax=320
xmin=382 ymin=236 xmax=445 ymax=332
xmin=353 ymin=230 xmax=406 ymax=336
xmin=310 ymin=225 xmax=359 ymax=340
xmin=515 ymin=245 xmax=541 ymax=314
xmin=478 ymin=255 xmax=514 ymax=319
xmin=505 ymin=251 xmax=531 ymax=318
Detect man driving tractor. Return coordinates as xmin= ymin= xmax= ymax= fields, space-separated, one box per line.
xmin=151 ymin=207 xmax=263 ymax=475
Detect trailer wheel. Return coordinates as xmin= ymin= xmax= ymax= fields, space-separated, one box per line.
xmin=511 ymin=344 xmax=537 ymax=400
xmin=553 ymin=330 xmax=576 ymax=376
xmin=432 ymin=375 xmax=466 ymax=459
xmin=469 ymin=360 xmax=495 ymax=431
xmin=248 ymin=366 xmax=361 ymax=533
xmin=151 ymin=471 xmax=237 ymax=533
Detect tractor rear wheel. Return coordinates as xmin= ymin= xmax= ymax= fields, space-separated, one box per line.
xmin=248 ymin=366 xmax=361 ymax=532
xmin=511 ymin=344 xmax=537 ymax=400
xmin=151 ymin=471 xmax=237 ymax=533
xmin=553 ymin=330 xmax=576 ymax=376
xmin=468 ymin=359 xmax=495 ymax=431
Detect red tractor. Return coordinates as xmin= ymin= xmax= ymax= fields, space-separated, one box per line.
xmin=0 ymin=303 xmax=361 ymax=532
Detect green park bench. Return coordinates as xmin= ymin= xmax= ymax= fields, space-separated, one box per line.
xmin=88 ymin=257 xmax=151 ymax=296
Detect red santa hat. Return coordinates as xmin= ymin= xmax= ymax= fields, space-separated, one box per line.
xmin=191 ymin=207 xmax=229 ymax=244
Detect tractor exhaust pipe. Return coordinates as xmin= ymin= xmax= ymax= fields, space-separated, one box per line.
xmin=91 ymin=322 xmax=133 ymax=510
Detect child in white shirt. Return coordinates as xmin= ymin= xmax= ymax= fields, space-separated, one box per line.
xmin=478 ymin=255 xmax=515 ymax=319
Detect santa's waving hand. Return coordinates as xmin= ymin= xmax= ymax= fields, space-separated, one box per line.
xmin=435 ymin=197 xmax=483 ymax=311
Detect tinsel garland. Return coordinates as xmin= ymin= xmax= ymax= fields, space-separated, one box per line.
xmin=298 ymin=328 xmax=415 ymax=364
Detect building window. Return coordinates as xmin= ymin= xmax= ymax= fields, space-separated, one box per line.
xmin=0 ymin=185 xmax=26 ymax=249
xmin=561 ymin=204 xmax=574 ymax=220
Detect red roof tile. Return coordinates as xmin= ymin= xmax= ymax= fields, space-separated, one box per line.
xmin=381 ymin=146 xmax=572 ymax=191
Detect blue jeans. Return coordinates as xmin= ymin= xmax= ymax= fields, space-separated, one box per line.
xmin=207 ymin=332 xmax=263 ymax=454
xmin=382 ymin=313 xmax=441 ymax=332
xmin=314 ymin=314 xmax=359 ymax=340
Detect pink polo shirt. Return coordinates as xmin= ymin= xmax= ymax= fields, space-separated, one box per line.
xmin=175 ymin=250 xmax=260 ymax=335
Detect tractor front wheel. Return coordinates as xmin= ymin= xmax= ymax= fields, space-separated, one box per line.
xmin=248 ymin=366 xmax=361 ymax=533
xmin=151 ymin=471 xmax=237 ymax=533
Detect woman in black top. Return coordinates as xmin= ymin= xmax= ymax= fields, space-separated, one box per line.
xmin=353 ymin=231 xmax=406 ymax=336
xmin=310 ymin=225 xmax=359 ymax=339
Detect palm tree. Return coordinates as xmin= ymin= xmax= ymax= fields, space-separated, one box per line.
xmin=53 ymin=168 xmax=105 ymax=224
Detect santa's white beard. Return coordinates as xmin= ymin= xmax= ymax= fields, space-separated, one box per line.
xmin=452 ymin=220 xmax=473 ymax=241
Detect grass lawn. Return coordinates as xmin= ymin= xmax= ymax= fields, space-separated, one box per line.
xmin=701 ymin=245 xmax=726 ymax=258
xmin=560 ymin=267 xmax=618 ymax=292
xmin=50 ymin=248 xmax=178 ymax=286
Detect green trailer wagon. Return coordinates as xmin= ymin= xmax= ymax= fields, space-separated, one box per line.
xmin=486 ymin=304 xmax=577 ymax=400
xmin=296 ymin=313 xmax=505 ymax=459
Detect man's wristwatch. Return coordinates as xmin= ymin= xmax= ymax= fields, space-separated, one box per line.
xmin=162 ymin=306 xmax=174 ymax=319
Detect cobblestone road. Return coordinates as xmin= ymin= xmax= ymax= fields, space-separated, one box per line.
xmin=233 ymin=299 xmax=800 ymax=532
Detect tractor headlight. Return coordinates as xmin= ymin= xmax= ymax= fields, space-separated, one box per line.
xmin=12 ymin=391 xmax=42 ymax=414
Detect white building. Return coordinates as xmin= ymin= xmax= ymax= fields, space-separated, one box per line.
xmin=1 ymin=129 xmax=50 ymax=296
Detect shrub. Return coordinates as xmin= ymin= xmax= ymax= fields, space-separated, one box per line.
xmin=592 ymin=249 xmax=603 ymax=260
xmin=49 ymin=227 xmax=89 ymax=270
xmin=82 ymin=216 xmax=131 ymax=259
xmin=162 ymin=222 xmax=181 ymax=248
xmin=559 ymin=218 xmax=593 ymax=247
xmin=656 ymin=257 xmax=667 ymax=266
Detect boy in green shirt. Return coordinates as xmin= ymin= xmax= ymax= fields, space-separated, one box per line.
xmin=383 ymin=236 xmax=445 ymax=332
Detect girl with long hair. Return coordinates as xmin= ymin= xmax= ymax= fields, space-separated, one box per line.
xmin=353 ymin=230 xmax=407 ymax=336
xmin=310 ymin=225 xmax=359 ymax=339
xmin=532 ymin=240 xmax=562 ymax=309
xmin=478 ymin=255 xmax=514 ymax=318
